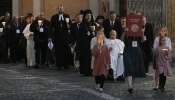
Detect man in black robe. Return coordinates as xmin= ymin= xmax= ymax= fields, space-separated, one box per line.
xmin=103 ymin=11 xmax=123 ymax=39
xmin=0 ymin=12 xmax=12 ymax=63
xmin=30 ymin=12 xmax=50 ymax=69
xmin=0 ymin=21 xmax=6 ymax=63
xmin=69 ymin=14 xmax=82 ymax=47
xmin=95 ymin=15 xmax=104 ymax=26
xmin=49 ymin=5 xmax=72 ymax=70
xmin=69 ymin=14 xmax=82 ymax=72
xmin=140 ymin=16 xmax=154 ymax=73
xmin=76 ymin=9 xmax=97 ymax=76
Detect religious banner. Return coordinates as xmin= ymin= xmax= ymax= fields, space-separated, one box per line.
xmin=126 ymin=15 xmax=143 ymax=37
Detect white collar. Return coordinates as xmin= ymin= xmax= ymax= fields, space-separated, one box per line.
xmin=59 ymin=14 xmax=64 ymax=20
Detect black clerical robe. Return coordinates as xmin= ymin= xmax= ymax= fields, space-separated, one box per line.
xmin=69 ymin=22 xmax=80 ymax=46
xmin=49 ymin=13 xmax=73 ymax=67
xmin=76 ymin=22 xmax=97 ymax=76
xmin=10 ymin=21 xmax=23 ymax=61
xmin=0 ymin=18 xmax=12 ymax=62
xmin=140 ymin=23 xmax=154 ymax=73
xmin=0 ymin=23 xmax=6 ymax=62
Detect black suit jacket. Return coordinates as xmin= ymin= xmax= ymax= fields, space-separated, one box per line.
xmin=102 ymin=19 xmax=123 ymax=39
xmin=30 ymin=19 xmax=50 ymax=43
xmin=49 ymin=13 xmax=71 ymax=39
xmin=140 ymin=23 xmax=154 ymax=49
xmin=69 ymin=22 xmax=80 ymax=46
xmin=11 ymin=22 xmax=23 ymax=41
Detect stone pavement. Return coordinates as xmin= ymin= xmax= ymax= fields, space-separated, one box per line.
xmin=0 ymin=63 xmax=175 ymax=100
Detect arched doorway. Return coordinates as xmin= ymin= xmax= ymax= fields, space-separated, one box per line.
xmin=120 ymin=0 xmax=166 ymax=35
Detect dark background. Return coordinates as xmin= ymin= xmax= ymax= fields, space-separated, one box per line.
xmin=0 ymin=0 xmax=12 ymax=17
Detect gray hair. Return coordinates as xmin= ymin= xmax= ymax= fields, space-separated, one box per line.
xmin=110 ymin=30 xmax=117 ymax=35
xmin=13 ymin=16 xmax=19 ymax=20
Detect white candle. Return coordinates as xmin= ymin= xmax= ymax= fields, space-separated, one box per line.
xmin=163 ymin=49 xmax=168 ymax=51
xmin=2 ymin=22 xmax=6 ymax=27
xmin=0 ymin=28 xmax=3 ymax=32
xmin=65 ymin=18 xmax=69 ymax=23
xmin=38 ymin=20 xmax=42 ymax=26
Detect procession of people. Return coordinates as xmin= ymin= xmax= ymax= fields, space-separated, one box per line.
xmin=0 ymin=5 xmax=173 ymax=93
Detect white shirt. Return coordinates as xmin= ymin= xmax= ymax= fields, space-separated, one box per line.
xmin=110 ymin=20 xmax=115 ymax=26
xmin=59 ymin=14 xmax=64 ymax=21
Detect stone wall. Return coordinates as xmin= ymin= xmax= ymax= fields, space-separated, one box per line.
xmin=167 ymin=0 xmax=175 ymax=62
xmin=19 ymin=0 xmax=33 ymax=16
xmin=42 ymin=0 xmax=89 ymax=19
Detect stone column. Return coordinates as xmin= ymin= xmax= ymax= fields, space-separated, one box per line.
xmin=109 ymin=0 xmax=120 ymax=15
xmin=12 ymin=0 xmax=19 ymax=17
xmin=33 ymin=0 xmax=42 ymax=17
xmin=89 ymin=0 xmax=100 ymax=18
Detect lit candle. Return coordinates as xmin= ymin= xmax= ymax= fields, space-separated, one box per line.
xmin=38 ymin=20 xmax=42 ymax=26
xmin=65 ymin=18 xmax=69 ymax=23
xmin=0 ymin=28 xmax=3 ymax=32
xmin=90 ymin=26 xmax=95 ymax=31
xmin=2 ymin=22 xmax=6 ymax=27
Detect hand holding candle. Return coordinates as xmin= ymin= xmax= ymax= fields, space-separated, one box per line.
xmin=65 ymin=18 xmax=69 ymax=24
xmin=38 ymin=20 xmax=42 ymax=27
xmin=0 ymin=28 xmax=3 ymax=32
xmin=90 ymin=26 xmax=95 ymax=32
xmin=162 ymin=49 xmax=169 ymax=60
xmin=2 ymin=22 xmax=6 ymax=26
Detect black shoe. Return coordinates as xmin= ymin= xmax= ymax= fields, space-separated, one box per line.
xmin=161 ymin=88 xmax=165 ymax=92
xmin=41 ymin=65 xmax=45 ymax=69
xmin=12 ymin=60 xmax=16 ymax=63
xmin=57 ymin=67 xmax=61 ymax=70
xmin=35 ymin=65 xmax=39 ymax=69
xmin=128 ymin=88 xmax=133 ymax=93
xmin=46 ymin=64 xmax=49 ymax=67
xmin=64 ymin=66 xmax=70 ymax=70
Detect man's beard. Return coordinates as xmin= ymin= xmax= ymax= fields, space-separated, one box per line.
xmin=86 ymin=18 xmax=91 ymax=22
xmin=59 ymin=11 xmax=64 ymax=14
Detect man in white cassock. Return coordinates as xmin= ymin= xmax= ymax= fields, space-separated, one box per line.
xmin=23 ymin=16 xmax=35 ymax=67
xmin=106 ymin=30 xmax=125 ymax=80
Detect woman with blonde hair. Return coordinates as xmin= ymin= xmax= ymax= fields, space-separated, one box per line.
xmin=153 ymin=26 xmax=172 ymax=90
xmin=91 ymin=26 xmax=106 ymax=69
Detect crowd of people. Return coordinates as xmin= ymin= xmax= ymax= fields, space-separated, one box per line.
xmin=0 ymin=5 xmax=172 ymax=93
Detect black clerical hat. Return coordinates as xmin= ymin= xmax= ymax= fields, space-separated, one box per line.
xmin=27 ymin=13 xmax=33 ymax=17
xmin=95 ymin=15 xmax=104 ymax=22
xmin=82 ymin=9 xmax=94 ymax=22
xmin=79 ymin=10 xmax=84 ymax=15
xmin=83 ymin=9 xmax=92 ymax=16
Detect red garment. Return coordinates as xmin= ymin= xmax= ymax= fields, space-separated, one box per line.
xmin=92 ymin=44 xmax=111 ymax=76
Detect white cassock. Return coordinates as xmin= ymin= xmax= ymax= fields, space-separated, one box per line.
xmin=23 ymin=24 xmax=35 ymax=66
xmin=106 ymin=39 xmax=125 ymax=79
